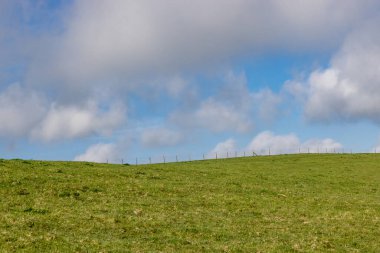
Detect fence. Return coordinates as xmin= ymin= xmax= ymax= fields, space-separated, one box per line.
xmin=103 ymin=147 xmax=379 ymax=165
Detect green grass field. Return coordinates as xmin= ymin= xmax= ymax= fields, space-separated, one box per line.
xmin=0 ymin=154 xmax=379 ymax=252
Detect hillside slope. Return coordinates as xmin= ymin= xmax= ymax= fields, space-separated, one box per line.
xmin=0 ymin=154 xmax=379 ymax=252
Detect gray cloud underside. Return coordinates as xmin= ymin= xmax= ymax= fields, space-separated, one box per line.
xmin=23 ymin=0 xmax=380 ymax=94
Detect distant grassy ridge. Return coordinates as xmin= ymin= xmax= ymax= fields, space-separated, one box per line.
xmin=0 ymin=154 xmax=379 ymax=252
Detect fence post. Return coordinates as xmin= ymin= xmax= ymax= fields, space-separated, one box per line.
xmin=227 ymin=152 xmax=229 ymax=158
xmin=163 ymin=155 xmax=166 ymax=163
xmin=216 ymin=152 xmax=218 ymax=159
xmin=135 ymin=157 xmax=138 ymax=165
xmin=121 ymin=159 xmax=123 ymax=164
xmin=244 ymin=151 xmax=246 ymax=157
xmin=203 ymin=154 xmax=205 ymax=160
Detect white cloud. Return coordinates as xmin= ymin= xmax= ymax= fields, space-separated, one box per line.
xmin=25 ymin=1 xmax=380 ymax=93
xmin=170 ymin=71 xmax=283 ymax=133
xmin=0 ymin=83 xmax=47 ymax=137
xmin=289 ymin=18 xmax=380 ymax=124
xmin=171 ymin=98 xmax=254 ymax=133
xmin=0 ymin=83 xmax=127 ymax=142
xmin=247 ymin=131 xmax=299 ymax=155
xmin=252 ymin=89 xmax=282 ymax=122
xmin=163 ymin=76 xmax=188 ymax=98
xmin=141 ymin=128 xmax=183 ymax=147
xmin=302 ymin=138 xmax=343 ymax=153
xmin=74 ymin=143 xmax=119 ymax=163
xmin=210 ymin=138 xmax=237 ymax=157
xmin=31 ymin=101 xmax=126 ymax=142
xmin=246 ymin=131 xmax=343 ymax=155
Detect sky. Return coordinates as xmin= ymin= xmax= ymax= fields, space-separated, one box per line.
xmin=1 ymin=0 xmax=380 ymax=163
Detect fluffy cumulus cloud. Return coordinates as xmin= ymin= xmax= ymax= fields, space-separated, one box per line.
xmin=247 ymin=131 xmax=300 ymax=155
xmin=74 ymin=143 xmax=119 ymax=163
xmin=210 ymin=138 xmax=237 ymax=157
xmin=0 ymin=83 xmax=126 ymax=142
xmin=246 ymin=131 xmax=342 ymax=155
xmin=31 ymin=101 xmax=126 ymax=142
xmin=289 ymin=18 xmax=380 ymax=124
xmin=210 ymin=132 xmax=342 ymax=156
xmin=252 ymin=89 xmax=283 ymax=122
xmin=0 ymin=84 xmax=47 ymax=137
xmin=170 ymin=72 xmax=282 ymax=133
xmin=141 ymin=128 xmax=183 ymax=147
xmin=171 ymin=98 xmax=253 ymax=133
xmin=302 ymin=138 xmax=343 ymax=153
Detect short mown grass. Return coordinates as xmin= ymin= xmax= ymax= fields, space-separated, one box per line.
xmin=0 ymin=154 xmax=379 ymax=252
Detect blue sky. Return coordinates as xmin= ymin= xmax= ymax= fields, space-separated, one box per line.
xmin=1 ymin=1 xmax=380 ymax=163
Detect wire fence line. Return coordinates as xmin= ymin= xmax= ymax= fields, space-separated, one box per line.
xmin=102 ymin=147 xmax=379 ymax=165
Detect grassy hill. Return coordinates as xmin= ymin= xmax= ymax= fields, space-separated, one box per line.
xmin=0 ymin=154 xmax=379 ymax=252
